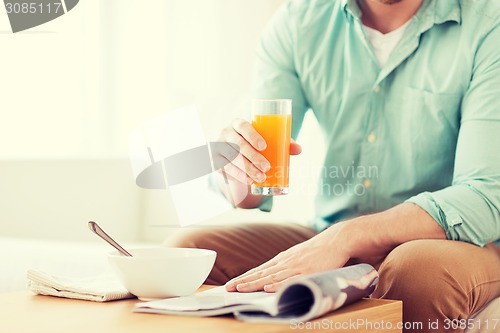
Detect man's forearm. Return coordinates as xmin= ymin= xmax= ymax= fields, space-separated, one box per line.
xmin=335 ymin=202 xmax=447 ymax=259
xmin=225 ymin=202 xmax=447 ymax=293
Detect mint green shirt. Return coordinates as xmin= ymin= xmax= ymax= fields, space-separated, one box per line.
xmin=254 ymin=0 xmax=500 ymax=246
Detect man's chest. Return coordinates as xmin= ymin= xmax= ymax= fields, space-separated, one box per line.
xmin=294 ymin=22 xmax=471 ymax=126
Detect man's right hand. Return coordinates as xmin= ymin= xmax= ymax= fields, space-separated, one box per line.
xmin=217 ymin=118 xmax=270 ymax=185
xmin=213 ymin=118 xmax=301 ymax=208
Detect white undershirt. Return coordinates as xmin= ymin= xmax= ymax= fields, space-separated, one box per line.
xmin=363 ymin=20 xmax=412 ymax=67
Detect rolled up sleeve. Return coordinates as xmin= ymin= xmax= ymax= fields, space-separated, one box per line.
xmin=407 ymin=22 xmax=500 ymax=246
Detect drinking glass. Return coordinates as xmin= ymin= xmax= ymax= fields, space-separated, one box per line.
xmin=250 ymin=99 xmax=292 ymax=195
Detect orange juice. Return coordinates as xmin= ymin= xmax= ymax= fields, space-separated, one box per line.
xmin=252 ymin=114 xmax=291 ymax=190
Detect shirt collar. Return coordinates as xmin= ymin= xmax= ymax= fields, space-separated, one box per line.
xmin=341 ymin=0 xmax=361 ymax=19
xmin=341 ymin=0 xmax=462 ymax=25
xmin=432 ymin=0 xmax=462 ymax=25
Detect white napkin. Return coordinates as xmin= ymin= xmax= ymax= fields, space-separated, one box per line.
xmin=27 ymin=269 xmax=135 ymax=302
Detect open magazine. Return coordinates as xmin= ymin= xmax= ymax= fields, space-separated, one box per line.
xmin=134 ymin=264 xmax=379 ymax=323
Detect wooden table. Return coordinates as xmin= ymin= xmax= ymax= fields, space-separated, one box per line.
xmin=0 ymin=288 xmax=402 ymax=333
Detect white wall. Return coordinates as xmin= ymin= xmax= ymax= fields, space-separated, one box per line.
xmin=0 ymin=0 xmax=324 ymax=243
xmin=0 ymin=0 xmax=286 ymax=159
xmin=0 ymin=160 xmax=142 ymax=241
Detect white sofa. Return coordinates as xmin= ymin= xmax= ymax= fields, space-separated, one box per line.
xmin=468 ymin=298 xmax=500 ymax=333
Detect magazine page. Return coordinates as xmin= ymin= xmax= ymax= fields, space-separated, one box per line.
xmin=134 ymin=264 xmax=378 ymax=322
xmin=134 ymin=286 xmax=278 ymax=316
xmin=236 ymin=263 xmax=378 ymax=323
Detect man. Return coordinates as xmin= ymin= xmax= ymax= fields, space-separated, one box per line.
xmin=168 ymin=0 xmax=500 ymax=331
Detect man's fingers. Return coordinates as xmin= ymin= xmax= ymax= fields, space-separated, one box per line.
xmin=225 ymin=259 xmax=279 ymax=291
xmin=217 ymin=159 xmax=253 ymax=185
xmin=221 ymin=127 xmax=270 ymax=173
xmin=237 ymin=257 xmax=279 ymax=278
xmin=232 ymin=119 xmax=266 ymax=151
xmin=229 ymin=262 xmax=288 ymax=291
xmin=212 ymin=148 xmax=254 ymax=185
xmin=227 ymin=154 xmax=266 ymax=183
xmin=225 ymin=269 xmax=269 ymax=292
xmin=225 ymin=256 xmax=282 ymax=291
xmin=235 ymin=269 xmax=297 ymax=293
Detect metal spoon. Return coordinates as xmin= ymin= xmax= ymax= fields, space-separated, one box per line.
xmin=88 ymin=221 xmax=133 ymax=257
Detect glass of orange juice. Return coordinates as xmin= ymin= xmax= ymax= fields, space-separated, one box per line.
xmin=251 ymin=99 xmax=292 ymax=195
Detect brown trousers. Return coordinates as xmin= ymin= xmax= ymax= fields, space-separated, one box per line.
xmin=165 ymin=223 xmax=500 ymax=333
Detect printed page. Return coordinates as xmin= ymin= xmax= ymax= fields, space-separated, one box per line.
xmin=304 ymin=263 xmax=378 ymax=312
xmin=237 ymin=264 xmax=378 ymax=323
xmin=135 ymin=264 xmax=378 ymax=321
xmin=134 ymin=286 xmax=277 ymax=316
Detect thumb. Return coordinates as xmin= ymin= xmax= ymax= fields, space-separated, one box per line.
xmin=290 ymin=140 xmax=302 ymax=155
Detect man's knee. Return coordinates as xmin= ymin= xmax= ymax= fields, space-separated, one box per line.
xmin=377 ymin=240 xmax=441 ymax=280
xmin=375 ymin=240 xmax=466 ymax=296
xmin=373 ymin=240 xmax=470 ymax=328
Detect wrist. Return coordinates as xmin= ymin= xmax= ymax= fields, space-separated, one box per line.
xmin=216 ymin=172 xmax=263 ymax=209
xmin=323 ymin=222 xmax=354 ymax=259
xmin=327 ymin=215 xmax=395 ymax=260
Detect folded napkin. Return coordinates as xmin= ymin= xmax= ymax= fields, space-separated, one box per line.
xmin=27 ymin=269 xmax=135 ymax=302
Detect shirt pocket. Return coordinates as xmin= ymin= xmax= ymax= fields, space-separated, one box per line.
xmin=402 ymin=87 xmax=462 ymax=158
xmin=393 ymin=87 xmax=462 ymax=192
xmin=405 ymin=87 xmax=462 ymax=130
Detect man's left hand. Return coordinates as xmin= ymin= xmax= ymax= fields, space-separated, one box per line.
xmin=224 ymin=223 xmax=350 ymax=293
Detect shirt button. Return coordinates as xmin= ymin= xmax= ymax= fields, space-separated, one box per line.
xmin=367 ymin=133 xmax=376 ymax=143
xmin=373 ymin=85 xmax=380 ymax=93
xmin=363 ymin=179 xmax=372 ymax=189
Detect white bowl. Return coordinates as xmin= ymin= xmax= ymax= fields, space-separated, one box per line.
xmin=108 ymin=247 xmax=216 ymax=300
